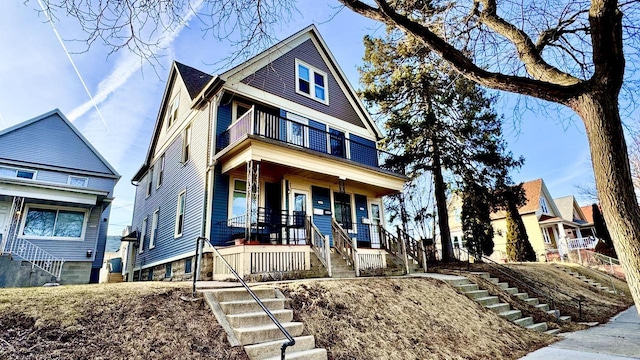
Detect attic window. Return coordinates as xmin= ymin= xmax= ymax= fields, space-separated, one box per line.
xmin=166 ymin=93 xmax=180 ymax=129
xmin=540 ymin=197 xmax=549 ymax=214
xmin=295 ymin=59 xmax=328 ymax=104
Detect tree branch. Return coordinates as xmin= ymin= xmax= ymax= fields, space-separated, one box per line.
xmin=590 ymin=0 xmax=625 ymax=92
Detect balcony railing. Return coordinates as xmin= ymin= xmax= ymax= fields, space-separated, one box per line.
xmin=217 ymin=108 xmax=399 ymax=171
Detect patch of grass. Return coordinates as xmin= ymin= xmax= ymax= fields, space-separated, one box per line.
xmin=0 ymin=283 xmax=248 ymax=360
xmin=279 ymin=277 xmax=556 ymax=360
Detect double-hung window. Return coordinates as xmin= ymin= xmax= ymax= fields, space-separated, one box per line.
xmin=157 ymin=154 xmax=165 ymax=188
xmin=146 ymin=166 xmax=154 ymax=197
xmin=175 ymin=190 xmax=186 ymax=237
xmin=150 ymin=210 xmax=159 ymax=249
xmin=139 ymin=217 xmax=147 ymax=254
xmin=182 ymin=126 xmax=191 ymax=164
xmin=167 ymin=93 xmax=180 ymax=128
xmin=540 ymin=197 xmax=549 ymax=214
xmin=296 ymin=59 xmax=328 ymax=104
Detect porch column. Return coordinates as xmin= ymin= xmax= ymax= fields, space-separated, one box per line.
xmin=576 ymin=227 xmax=583 ymax=239
xmin=246 ymin=160 xmax=260 ymax=240
xmin=557 ymin=224 xmax=567 ymax=258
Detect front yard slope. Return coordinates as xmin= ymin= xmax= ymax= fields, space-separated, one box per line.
xmin=0 ymin=283 xmax=248 ymax=360
xmin=279 ymin=277 xmax=556 ymax=360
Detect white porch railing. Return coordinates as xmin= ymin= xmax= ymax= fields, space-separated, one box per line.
xmin=5 ymin=237 xmax=64 ymax=280
xmin=357 ymin=249 xmax=387 ymax=272
xmin=309 ymin=220 xmax=331 ymax=277
xmin=565 ymin=236 xmax=599 ymax=250
xmin=211 ymin=245 xmax=312 ymax=280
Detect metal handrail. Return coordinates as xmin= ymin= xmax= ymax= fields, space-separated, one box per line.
xmin=193 ymin=237 xmax=295 ymax=359
xmin=458 ymin=247 xmax=583 ymax=321
xmin=5 ymin=237 xmax=65 ymax=280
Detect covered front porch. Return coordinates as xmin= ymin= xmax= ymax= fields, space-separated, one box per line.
xmin=539 ymin=215 xmax=599 ymax=259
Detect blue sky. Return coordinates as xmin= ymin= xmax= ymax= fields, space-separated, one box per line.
xmin=0 ymin=1 xmax=595 ymax=236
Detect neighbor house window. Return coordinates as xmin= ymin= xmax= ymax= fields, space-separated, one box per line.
xmin=166 ymin=93 xmax=180 ymax=128
xmin=68 ymin=176 xmax=88 ymax=187
xmin=233 ymin=101 xmax=252 ymax=122
xmin=333 ymin=192 xmax=353 ymax=229
xmin=149 ymin=209 xmax=159 ymax=249
xmin=21 ymin=205 xmax=87 ymax=240
xmin=295 ymin=59 xmax=328 ymax=104
xmin=157 ymin=154 xmax=165 ymax=188
xmin=146 ymin=166 xmax=154 ymax=197
xmin=139 ymin=217 xmax=147 ymax=254
xmin=231 ymin=180 xmax=247 ymax=218
xmin=542 ymin=227 xmax=552 ymax=244
xmin=182 ymin=126 xmax=191 ymax=164
xmin=0 ymin=166 xmax=36 ymax=180
xmin=185 ymin=258 xmax=192 ymax=273
xmin=175 ymin=190 xmax=186 ymax=237
xmin=540 ymin=197 xmax=549 ymax=214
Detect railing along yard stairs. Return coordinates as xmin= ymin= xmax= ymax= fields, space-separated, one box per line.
xmin=443 ymin=272 xmax=570 ymax=335
xmin=553 ymin=264 xmax=618 ymax=294
xmin=197 ymin=237 xmax=327 ymax=360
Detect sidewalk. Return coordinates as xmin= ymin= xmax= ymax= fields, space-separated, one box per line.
xmin=521 ymin=306 xmax=640 ymax=359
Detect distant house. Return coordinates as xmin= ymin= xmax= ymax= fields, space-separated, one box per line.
xmin=448 ymin=179 xmax=597 ymax=262
xmin=126 ymin=25 xmax=408 ymax=281
xmin=0 ymin=109 xmax=120 ymax=286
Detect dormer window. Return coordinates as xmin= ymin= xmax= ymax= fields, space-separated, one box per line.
xmin=296 ymin=59 xmax=328 ymax=104
xmin=166 ymin=93 xmax=180 ymax=129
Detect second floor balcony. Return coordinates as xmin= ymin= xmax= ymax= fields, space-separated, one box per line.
xmin=216 ymin=108 xmax=397 ymax=172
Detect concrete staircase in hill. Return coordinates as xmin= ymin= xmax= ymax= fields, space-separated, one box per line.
xmin=444 ymin=272 xmax=566 ymax=335
xmin=470 ymin=272 xmax=571 ymax=325
xmin=203 ymin=287 xmax=327 ymax=360
xmin=329 ymin=251 xmax=356 ymax=278
xmin=553 ymin=265 xmax=617 ymax=294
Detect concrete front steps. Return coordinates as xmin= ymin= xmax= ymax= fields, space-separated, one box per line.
xmin=203 ymin=287 xmax=327 ymax=360
xmin=470 ymin=272 xmax=571 ymax=326
xmin=553 ymin=265 xmax=617 ymax=294
xmin=329 ymin=251 xmax=356 ymax=278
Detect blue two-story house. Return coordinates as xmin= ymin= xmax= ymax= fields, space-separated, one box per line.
xmin=128 ymin=25 xmax=408 ymax=281
xmin=0 ymin=109 xmax=119 ymax=286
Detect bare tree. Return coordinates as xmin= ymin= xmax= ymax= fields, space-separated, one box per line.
xmin=38 ymin=0 xmax=640 ymax=312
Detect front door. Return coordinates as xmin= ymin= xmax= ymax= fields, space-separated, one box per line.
xmin=369 ymin=202 xmax=382 ymax=249
xmin=290 ymin=190 xmax=309 ymax=245
xmin=0 ymin=201 xmax=11 ymax=252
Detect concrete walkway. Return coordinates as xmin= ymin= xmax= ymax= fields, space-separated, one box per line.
xmin=521 ymin=306 xmax=640 ymax=359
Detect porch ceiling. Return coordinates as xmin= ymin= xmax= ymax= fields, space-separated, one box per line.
xmin=215 ymin=137 xmax=405 ymax=197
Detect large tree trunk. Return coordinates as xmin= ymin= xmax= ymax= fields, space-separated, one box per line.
xmin=432 ymin=139 xmax=454 ymax=261
xmin=573 ymin=92 xmax=640 ymax=315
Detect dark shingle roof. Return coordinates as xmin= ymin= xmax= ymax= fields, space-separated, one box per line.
xmin=175 ymin=62 xmax=213 ymax=99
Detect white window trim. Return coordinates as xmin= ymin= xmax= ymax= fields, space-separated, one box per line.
xmin=540 ymin=197 xmax=549 ymax=214
xmin=18 ymin=204 xmax=89 ymax=241
xmin=182 ymin=126 xmax=191 ymax=165
xmin=139 ymin=217 xmax=148 ymax=254
xmin=228 ymin=178 xmax=248 ymax=220
xmin=149 ymin=209 xmax=159 ymax=249
xmin=67 ymin=175 xmax=88 ymax=187
xmin=231 ymin=101 xmax=253 ymax=125
xmin=146 ymin=166 xmax=154 ymax=198
xmin=295 ymin=59 xmax=329 ymax=105
xmin=542 ymin=227 xmax=552 ymax=244
xmin=166 ymin=92 xmax=180 ymax=129
xmin=156 ymin=154 xmax=165 ymax=189
xmin=0 ymin=165 xmax=37 ymax=180
xmin=285 ymin=113 xmax=309 ymax=147
xmin=175 ymin=190 xmax=187 ymax=238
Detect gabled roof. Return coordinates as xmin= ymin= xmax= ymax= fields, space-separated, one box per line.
xmin=554 ymin=195 xmax=588 ymax=223
xmin=491 ymin=178 xmax=560 ymax=220
xmin=175 ymin=62 xmax=213 ymax=99
xmin=0 ymin=109 xmax=119 ymax=177
xmin=198 ymin=24 xmax=384 ymax=139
